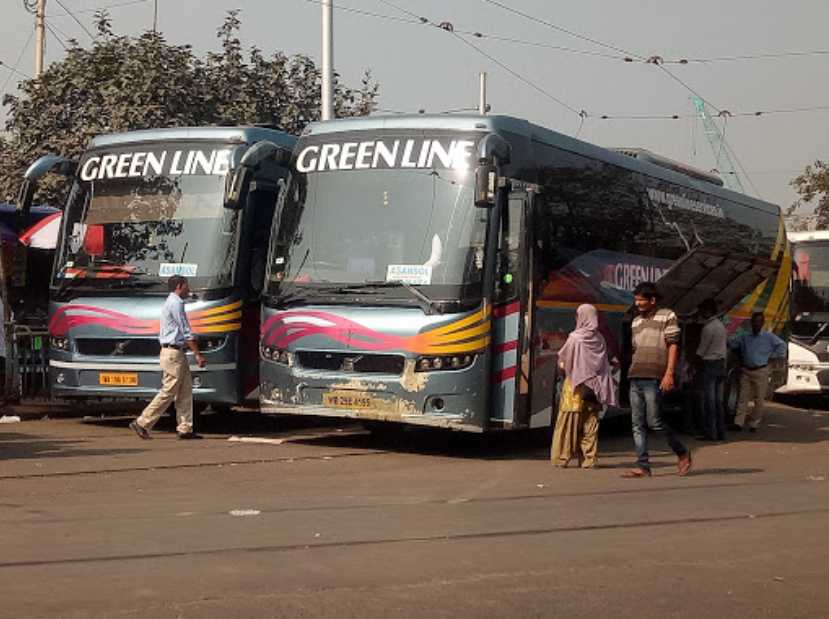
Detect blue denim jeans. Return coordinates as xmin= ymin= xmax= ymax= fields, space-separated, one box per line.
xmin=702 ymin=359 xmax=726 ymax=439
xmin=629 ymin=378 xmax=688 ymax=471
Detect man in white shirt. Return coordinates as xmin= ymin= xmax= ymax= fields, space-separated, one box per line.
xmin=130 ymin=276 xmax=207 ymax=440
xmin=696 ymin=299 xmax=727 ymax=441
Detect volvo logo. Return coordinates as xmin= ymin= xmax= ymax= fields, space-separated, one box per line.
xmin=112 ymin=341 xmax=128 ymax=356
xmin=341 ymin=355 xmax=363 ymax=372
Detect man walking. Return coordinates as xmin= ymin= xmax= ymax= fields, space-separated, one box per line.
xmin=130 ymin=276 xmax=206 ymax=440
xmin=623 ymin=282 xmax=692 ymax=478
xmin=728 ymin=312 xmax=786 ymax=433
xmin=696 ymin=299 xmax=727 ymax=441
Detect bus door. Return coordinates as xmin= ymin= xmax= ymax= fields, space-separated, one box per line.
xmin=490 ymin=190 xmax=533 ymax=428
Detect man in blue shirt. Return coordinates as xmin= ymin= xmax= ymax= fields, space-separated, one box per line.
xmin=130 ymin=276 xmax=207 ymax=440
xmin=728 ymin=312 xmax=786 ymax=433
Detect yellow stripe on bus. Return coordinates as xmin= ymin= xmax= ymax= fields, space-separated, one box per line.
xmin=770 ymin=215 xmax=786 ymax=262
xmin=429 ymin=306 xmax=491 ymax=337
xmin=188 ymin=300 xmax=243 ymax=319
xmin=193 ymin=322 xmax=242 ymax=334
xmin=190 ymin=311 xmax=243 ymax=326
xmin=429 ymin=320 xmax=491 ymax=343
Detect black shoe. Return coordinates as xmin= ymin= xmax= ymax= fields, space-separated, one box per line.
xmin=129 ymin=421 xmax=152 ymax=440
xmin=728 ymin=424 xmax=743 ymax=432
xmin=717 ymin=435 xmax=727 ymax=441
xmin=178 ymin=432 xmax=203 ymax=440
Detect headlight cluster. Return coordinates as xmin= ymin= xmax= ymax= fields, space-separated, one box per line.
xmin=261 ymin=344 xmax=291 ymax=365
xmin=790 ymin=364 xmax=815 ymax=372
xmin=199 ymin=336 xmax=225 ymax=351
xmin=50 ymin=337 xmax=70 ymax=351
xmin=416 ymin=354 xmax=475 ymax=372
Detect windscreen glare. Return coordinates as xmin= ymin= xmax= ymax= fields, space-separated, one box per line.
xmin=53 ymin=142 xmax=239 ymax=291
xmin=267 ymin=132 xmax=486 ymax=302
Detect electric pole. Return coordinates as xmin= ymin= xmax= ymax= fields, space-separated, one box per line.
xmin=35 ymin=0 xmax=46 ymax=77
xmin=321 ymin=0 xmax=334 ymax=121
xmin=153 ymin=0 xmax=158 ymax=33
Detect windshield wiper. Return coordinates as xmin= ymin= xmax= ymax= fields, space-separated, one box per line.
xmin=349 ymin=281 xmax=443 ymax=315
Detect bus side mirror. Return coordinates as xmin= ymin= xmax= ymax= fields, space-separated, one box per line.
xmin=224 ymin=140 xmax=292 ymax=210
xmin=474 ymin=161 xmax=496 ymax=208
xmin=224 ymin=167 xmax=250 ymax=210
xmin=17 ymin=155 xmax=76 ymax=218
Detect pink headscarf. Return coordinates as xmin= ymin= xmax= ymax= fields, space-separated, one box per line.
xmin=558 ymin=304 xmax=618 ymax=407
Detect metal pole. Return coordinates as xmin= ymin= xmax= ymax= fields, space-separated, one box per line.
xmin=153 ymin=0 xmax=158 ymax=33
xmin=479 ymin=72 xmax=487 ymax=115
xmin=35 ymin=0 xmax=46 ymax=77
xmin=321 ymin=0 xmax=334 ymax=121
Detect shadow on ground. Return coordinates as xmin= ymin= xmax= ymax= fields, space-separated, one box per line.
xmin=0 ymin=431 xmax=146 ymax=462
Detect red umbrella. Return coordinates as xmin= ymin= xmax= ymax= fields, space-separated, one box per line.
xmin=19 ymin=211 xmax=61 ymax=249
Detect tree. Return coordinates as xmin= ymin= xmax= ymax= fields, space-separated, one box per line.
xmin=0 ymin=10 xmax=379 ymax=204
xmin=789 ymin=161 xmax=829 ymax=231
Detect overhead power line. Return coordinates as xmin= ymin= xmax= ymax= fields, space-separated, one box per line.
xmin=0 ymin=28 xmax=35 ymax=98
xmin=58 ymin=0 xmax=149 ymax=15
xmin=662 ymin=49 xmax=829 ymax=64
xmin=377 ymin=0 xmax=583 ymax=118
xmin=54 ymin=0 xmax=96 ymax=40
xmin=478 ymin=0 xmax=645 ymax=60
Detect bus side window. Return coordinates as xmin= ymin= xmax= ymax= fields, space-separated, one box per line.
xmin=495 ymin=197 xmax=524 ymax=303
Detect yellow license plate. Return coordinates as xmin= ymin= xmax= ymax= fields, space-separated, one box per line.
xmin=99 ymin=372 xmax=139 ymax=386
xmin=323 ymin=392 xmax=374 ymax=410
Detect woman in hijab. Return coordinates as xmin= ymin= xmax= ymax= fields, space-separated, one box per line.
xmin=552 ymin=304 xmax=618 ymax=468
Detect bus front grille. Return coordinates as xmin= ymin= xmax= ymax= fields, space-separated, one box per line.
xmin=76 ymin=338 xmax=161 ymax=357
xmin=295 ymin=351 xmax=406 ymax=375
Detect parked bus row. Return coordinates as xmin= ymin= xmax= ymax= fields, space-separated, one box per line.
xmin=14 ymin=114 xmax=792 ymax=430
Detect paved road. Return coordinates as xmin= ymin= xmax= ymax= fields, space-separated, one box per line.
xmin=1 ymin=403 xmax=828 ymax=618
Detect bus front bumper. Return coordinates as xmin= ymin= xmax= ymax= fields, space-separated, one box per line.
xmin=775 ymin=363 xmax=829 ymax=395
xmin=49 ymin=360 xmax=239 ymax=404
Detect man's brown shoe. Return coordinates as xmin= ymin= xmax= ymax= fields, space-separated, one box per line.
xmin=678 ymin=451 xmax=693 ymax=476
xmin=129 ymin=421 xmax=151 ymax=440
xmin=621 ymin=468 xmax=651 ymax=478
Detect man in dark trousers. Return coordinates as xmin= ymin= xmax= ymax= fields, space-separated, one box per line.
xmin=130 ymin=275 xmax=206 ymax=440
xmin=696 ymin=299 xmax=728 ymax=441
xmin=623 ymin=282 xmax=692 ymax=478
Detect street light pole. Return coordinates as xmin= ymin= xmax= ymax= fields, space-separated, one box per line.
xmin=321 ymin=0 xmax=334 ymax=121
xmin=35 ymin=0 xmax=46 ymax=77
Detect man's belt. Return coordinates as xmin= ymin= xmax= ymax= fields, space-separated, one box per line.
xmin=161 ymin=343 xmax=183 ymax=350
xmin=744 ymin=364 xmax=767 ymax=371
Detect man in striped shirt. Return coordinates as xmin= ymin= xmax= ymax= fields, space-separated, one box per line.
xmin=623 ymin=282 xmax=692 ymax=478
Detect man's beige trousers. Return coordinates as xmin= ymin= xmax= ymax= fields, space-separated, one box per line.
xmin=137 ymin=348 xmax=193 ymax=434
xmin=734 ymin=366 xmax=769 ymax=429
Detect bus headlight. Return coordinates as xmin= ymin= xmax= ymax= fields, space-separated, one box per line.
xmin=415 ymin=354 xmax=475 ymax=372
xmin=260 ymin=344 xmax=292 ymax=365
xmin=50 ymin=337 xmax=70 ymax=351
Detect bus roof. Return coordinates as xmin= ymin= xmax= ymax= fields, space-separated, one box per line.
xmin=788 ymin=230 xmax=829 ymax=242
xmin=303 ymin=114 xmax=781 ymax=215
xmin=88 ymin=126 xmax=296 ymax=150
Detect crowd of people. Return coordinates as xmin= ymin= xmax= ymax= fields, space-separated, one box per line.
xmin=551 ymin=281 xmax=787 ymax=477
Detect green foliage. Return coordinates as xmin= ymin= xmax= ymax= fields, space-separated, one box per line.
xmin=0 ymin=10 xmax=378 ymax=204
xmin=790 ymin=161 xmax=829 ymax=230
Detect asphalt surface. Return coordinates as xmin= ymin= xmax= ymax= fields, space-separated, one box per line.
xmin=1 ymin=402 xmax=828 ymax=618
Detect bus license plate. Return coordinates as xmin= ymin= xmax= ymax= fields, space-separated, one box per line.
xmin=323 ymin=392 xmax=373 ymax=410
xmin=99 ymin=372 xmax=139 ymax=386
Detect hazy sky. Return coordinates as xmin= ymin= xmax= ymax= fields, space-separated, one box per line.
xmin=2 ymin=0 xmax=828 ymax=209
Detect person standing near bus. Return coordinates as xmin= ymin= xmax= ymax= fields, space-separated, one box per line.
xmin=728 ymin=312 xmax=786 ymax=433
xmin=696 ymin=299 xmax=728 ymax=441
xmin=552 ymin=304 xmax=618 ymax=469
xmin=623 ymin=282 xmax=692 ymax=478
xmin=129 ymin=275 xmax=206 ymax=440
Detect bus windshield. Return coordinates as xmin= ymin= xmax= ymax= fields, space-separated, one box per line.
xmin=792 ymin=241 xmax=829 ymax=332
xmin=267 ymin=166 xmax=487 ymax=304
xmin=53 ymin=142 xmax=239 ymax=293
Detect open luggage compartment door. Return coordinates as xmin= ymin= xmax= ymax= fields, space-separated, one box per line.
xmin=655 ymin=247 xmax=779 ymax=317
